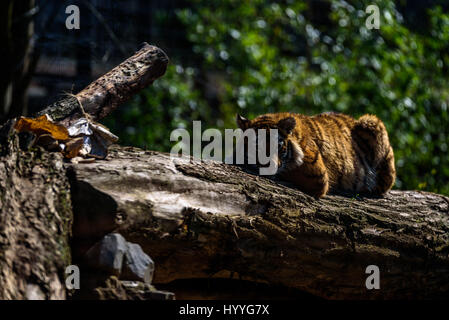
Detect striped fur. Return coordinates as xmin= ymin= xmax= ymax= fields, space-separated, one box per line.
xmin=236 ymin=112 xmax=396 ymax=198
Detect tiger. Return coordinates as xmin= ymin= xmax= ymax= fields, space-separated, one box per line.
xmin=236 ymin=112 xmax=396 ymax=198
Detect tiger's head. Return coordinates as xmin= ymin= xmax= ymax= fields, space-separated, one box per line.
xmin=235 ymin=113 xmax=303 ymax=175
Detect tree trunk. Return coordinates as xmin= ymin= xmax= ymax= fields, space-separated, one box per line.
xmin=67 ymin=145 xmax=449 ymax=299
xmin=0 ymin=122 xmax=72 ymax=299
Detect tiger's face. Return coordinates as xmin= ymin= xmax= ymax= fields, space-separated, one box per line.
xmin=236 ymin=114 xmax=300 ymax=174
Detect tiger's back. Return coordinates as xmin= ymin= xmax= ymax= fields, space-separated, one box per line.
xmin=237 ymin=112 xmax=396 ymax=198
xmin=302 ymin=112 xmax=377 ymax=194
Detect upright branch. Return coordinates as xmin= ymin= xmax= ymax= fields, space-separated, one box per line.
xmin=36 ymin=43 xmax=169 ymax=126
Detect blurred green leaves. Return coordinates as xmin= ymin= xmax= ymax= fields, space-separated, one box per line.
xmin=105 ymin=0 xmax=449 ymax=195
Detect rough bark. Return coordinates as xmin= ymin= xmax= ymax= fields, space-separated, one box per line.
xmin=67 ymin=145 xmax=449 ymax=299
xmin=0 ymin=121 xmax=72 ymax=299
xmin=36 ymin=43 xmax=169 ymax=126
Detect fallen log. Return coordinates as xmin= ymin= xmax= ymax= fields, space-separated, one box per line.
xmin=0 ymin=125 xmax=72 ymax=299
xmin=68 ymin=146 xmax=449 ymax=299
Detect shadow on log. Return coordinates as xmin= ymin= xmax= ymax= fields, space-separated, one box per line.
xmin=68 ymin=145 xmax=449 ymax=299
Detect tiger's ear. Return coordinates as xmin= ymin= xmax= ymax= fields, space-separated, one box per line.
xmin=278 ymin=117 xmax=296 ymax=134
xmin=236 ymin=114 xmax=250 ymax=130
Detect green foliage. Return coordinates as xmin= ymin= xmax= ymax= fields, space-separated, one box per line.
xmin=105 ymin=65 xmax=211 ymax=150
xmin=105 ymin=0 xmax=449 ymax=195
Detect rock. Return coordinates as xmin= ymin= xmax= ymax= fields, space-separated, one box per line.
xmin=121 ymin=242 xmax=154 ymax=284
xmin=85 ymin=233 xmax=127 ymax=276
xmin=83 ymin=233 xmax=155 ymax=285
xmin=92 ymin=277 xmax=175 ymax=300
